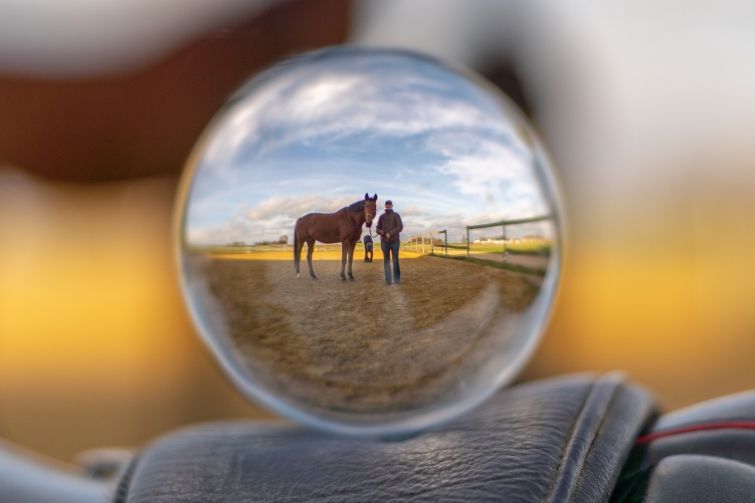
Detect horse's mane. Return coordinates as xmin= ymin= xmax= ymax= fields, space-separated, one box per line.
xmin=346 ymin=200 xmax=365 ymax=212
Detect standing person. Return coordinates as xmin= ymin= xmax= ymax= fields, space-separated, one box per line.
xmin=363 ymin=233 xmax=374 ymax=263
xmin=376 ymin=200 xmax=403 ymax=285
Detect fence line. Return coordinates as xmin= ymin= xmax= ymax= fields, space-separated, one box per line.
xmin=426 ymin=215 xmax=552 ymax=257
xmin=209 ymin=216 xmax=551 ymax=259
xmin=465 ymin=215 xmax=551 ymax=257
xmin=466 ymin=215 xmax=552 ymax=231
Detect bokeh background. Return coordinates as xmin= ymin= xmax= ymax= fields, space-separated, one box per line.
xmin=1 ymin=0 xmax=753 ymax=462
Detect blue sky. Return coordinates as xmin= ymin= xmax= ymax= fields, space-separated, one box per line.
xmin=185 ymin=48 xmax=553 ymax=245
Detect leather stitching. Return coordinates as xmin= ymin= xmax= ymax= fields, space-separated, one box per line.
xmin=541 ymin=377 xmax=596 ymax=501
xmin=111 ymin=455 xmax=139 ymax=503
xmin=545 ymin=374 xmax=622 ymax=502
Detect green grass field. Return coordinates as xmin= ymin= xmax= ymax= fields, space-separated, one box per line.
xmin=186 ymin=243 xmax=422 ymax=261
xmin=186 ymin=237 xmax=551 ymax=261
xmin=467 ymin=239 xmax=551 ymax=255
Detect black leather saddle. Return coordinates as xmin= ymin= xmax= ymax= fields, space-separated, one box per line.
xmin=3 ymin=373 xmax=754 ymax=502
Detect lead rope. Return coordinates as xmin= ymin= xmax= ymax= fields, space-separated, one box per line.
xmin=366 ymin=214 xmax=377 ymax=239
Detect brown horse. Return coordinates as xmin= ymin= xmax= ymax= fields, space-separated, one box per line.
xmin=294 ymin=193 xmax=377 ymax=280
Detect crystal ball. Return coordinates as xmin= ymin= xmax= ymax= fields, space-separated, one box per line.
xmin=176 ymin=46 xmax=562 ymax=436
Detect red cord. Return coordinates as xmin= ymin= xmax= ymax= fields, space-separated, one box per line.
xmin=636 ymin=421 xmax=755 ymax=445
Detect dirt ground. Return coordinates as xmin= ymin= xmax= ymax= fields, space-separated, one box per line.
xmin=194 ymin=252 xmax=545 ymax=415
xmin=472 ymin=252 xmax=550 ymax=275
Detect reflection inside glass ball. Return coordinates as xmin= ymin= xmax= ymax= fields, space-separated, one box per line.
xmin=177 ymin=47 xmax=561 ymax=435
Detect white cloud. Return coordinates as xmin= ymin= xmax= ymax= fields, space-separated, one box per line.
xmin=199 ymin=56 xmax=514 ymax=173
xmin=429 ymin=133 xmax=546 ymax=218
xmin=187 ymin=50 xmax=552 ymax=246
xmin=189 ymin=194 xmax=368 ymax=245
xmin=246 ymin=194 xmax=356 ymax=221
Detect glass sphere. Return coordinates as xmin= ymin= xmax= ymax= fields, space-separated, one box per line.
xmin=176 ymin=46 xmax=562 ymax=436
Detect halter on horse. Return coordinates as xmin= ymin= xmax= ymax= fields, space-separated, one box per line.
xmin=293 ymin=193 xmax=377 ymax=280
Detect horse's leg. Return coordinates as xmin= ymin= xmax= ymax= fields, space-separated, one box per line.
xmin=306 ymin=239 xmax=317 ymax=279
xmin=340 ymin=241 xmax=348 ymax=281
xmin=347 ymin=241 xmax=356 ymax=280
xmin=294 ymin=232 xmax=302 ymax=277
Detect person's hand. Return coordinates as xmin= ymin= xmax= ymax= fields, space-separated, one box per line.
xmin=386 ymin=232 xmax=391 ymax=239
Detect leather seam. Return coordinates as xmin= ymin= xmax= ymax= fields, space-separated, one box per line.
xmin=572 ymin=379 xmax=623 ymax=501
xmin=111 ymin=455 xmax=139 ymax=503
xmin=546 ymin=374 xmax=622 ymax=503
xmin=542 ymin=378 xmax=596 ymax=501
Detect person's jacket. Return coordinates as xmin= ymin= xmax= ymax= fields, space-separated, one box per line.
xmin=376 ymin=209 xmax=403 ymax=243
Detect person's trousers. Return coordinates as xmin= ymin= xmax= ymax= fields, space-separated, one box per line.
xmin=381 ymin=240 xmax=400 ymax=284
xmin=364 ymin=245 xmax=373 ymax=262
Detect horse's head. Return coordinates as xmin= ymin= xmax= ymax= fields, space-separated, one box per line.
xmin=363 ymin=193 xmax=377 ymax=227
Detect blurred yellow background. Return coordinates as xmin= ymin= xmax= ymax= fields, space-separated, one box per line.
xmin=1 ymin=0 xmax=753 ymax=462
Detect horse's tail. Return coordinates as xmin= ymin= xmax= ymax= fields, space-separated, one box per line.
xmin=293 ymin=224 xmax=298 ymax=271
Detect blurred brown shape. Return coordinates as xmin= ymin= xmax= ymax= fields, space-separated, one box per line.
xmin=0 ymin=0 xmax=350 ymax=462
xmin=0 ymin=0 xmax=350 ymax=182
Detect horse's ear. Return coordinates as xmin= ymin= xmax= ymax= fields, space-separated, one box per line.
xmin=373 ymin=193 xmax=378 ymax=201
xmin=364 ymin=192 xmax=369 ymax=200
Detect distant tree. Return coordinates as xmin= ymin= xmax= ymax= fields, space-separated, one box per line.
xmin=278 ymin=234 xmax=288 ymax=244
xmin=229 ymin=240 xmax=247 ymax=247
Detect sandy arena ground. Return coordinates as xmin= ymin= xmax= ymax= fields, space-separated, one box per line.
xmin=194 ymin=251 xmax=545 ymax=415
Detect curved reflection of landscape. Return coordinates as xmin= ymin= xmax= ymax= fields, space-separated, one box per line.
xmin=179 ymin=47 xmax=560 ymax=428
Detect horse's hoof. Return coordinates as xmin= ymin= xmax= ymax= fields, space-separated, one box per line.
xmin=348 ymin=274 xmax=355 ymax=281
xmin=296 ymin=273 xmax=301 ymax=278
xmin=310 ymin=274 xmax=318 ymax=280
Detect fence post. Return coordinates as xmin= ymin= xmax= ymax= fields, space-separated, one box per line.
xmin=502 ymin=223 xmax=507 ymax=255
xmin=464 ymin=215 xmax=550 ymax=260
